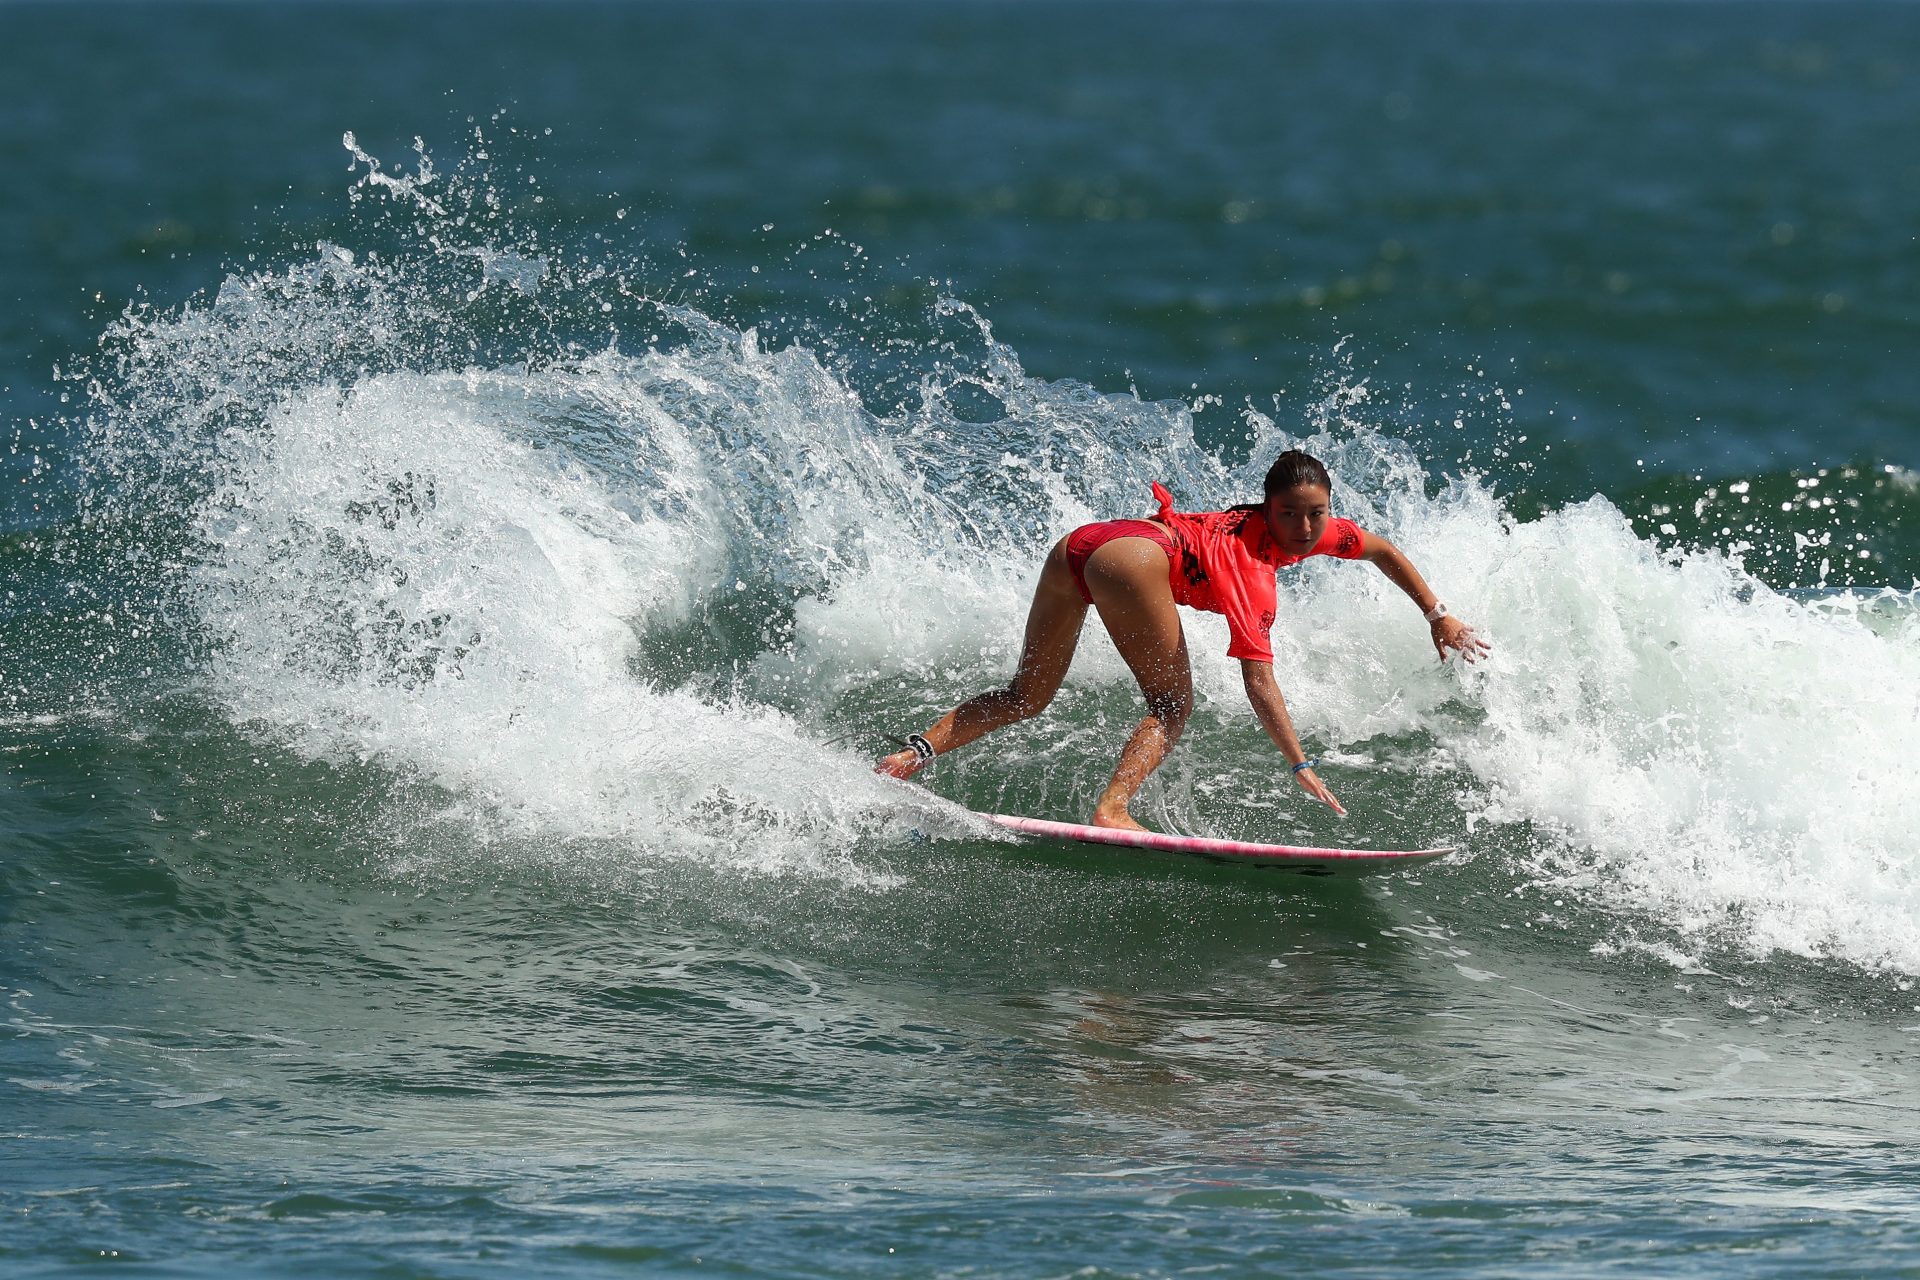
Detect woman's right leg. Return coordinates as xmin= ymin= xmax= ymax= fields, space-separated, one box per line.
xmin=874 ymin=537 xmax=1090 ymax=779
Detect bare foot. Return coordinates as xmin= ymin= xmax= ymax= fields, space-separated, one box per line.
xmin=874 ymin=749 xmax=926 ymax=780
xmin=1090 ymin=809 xmax=1149 ymax=832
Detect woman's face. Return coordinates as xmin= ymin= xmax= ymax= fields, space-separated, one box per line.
xmin=1263 ymin=483 xmax=1332 ymax=554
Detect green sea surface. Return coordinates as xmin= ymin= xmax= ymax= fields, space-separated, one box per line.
xmin=5 ymin=3 xmax=1920 ymax=1277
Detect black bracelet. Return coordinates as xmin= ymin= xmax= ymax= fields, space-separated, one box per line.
xmin=907 ymin=734 xmax=936 ymax=761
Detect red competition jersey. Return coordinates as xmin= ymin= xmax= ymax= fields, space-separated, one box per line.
xmin=1150 ymin=482 xmax=1368 ymax=662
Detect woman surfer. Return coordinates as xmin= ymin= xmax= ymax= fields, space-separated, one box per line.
xmin=875 ymin=450 xmax=1489 ymax=829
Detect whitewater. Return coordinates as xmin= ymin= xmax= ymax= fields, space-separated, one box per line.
xmin=41 ymin=134 xmax=1914 ymax=980
xmin=12 ymin=10 xmax=1920 ymax=1273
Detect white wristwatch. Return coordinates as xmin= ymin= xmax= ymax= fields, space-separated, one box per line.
xmin=1423 ymin=602 xmax=1449 ymax=623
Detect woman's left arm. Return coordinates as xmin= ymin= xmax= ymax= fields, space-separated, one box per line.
xmin=1360 ymin=533 xmax=1492 ymax=663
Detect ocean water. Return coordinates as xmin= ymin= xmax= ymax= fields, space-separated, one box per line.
xmin=5 ymin=2 xmax=1920 ymax=1276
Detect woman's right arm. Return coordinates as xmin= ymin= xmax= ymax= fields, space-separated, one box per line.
xmin=1240 ymin=659 xmax=1345 ymax=815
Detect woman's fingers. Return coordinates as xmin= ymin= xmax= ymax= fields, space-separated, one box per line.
xmin=1294 ymin=768 xmax=1346 ymax=816
xmin=1433 ymin=618 xmax=1492 ymax=663
xmin=874 ymin=750 xmax=923 ymax=779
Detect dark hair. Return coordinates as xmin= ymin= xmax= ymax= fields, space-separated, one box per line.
xmin=1263 ymin=450 xmax=1332 ymax=497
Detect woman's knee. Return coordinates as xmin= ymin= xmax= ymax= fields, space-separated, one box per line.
xmin=1144 ymin=683 xmax=1193 ymax=732
xmin=1002 ymin=680 xmax=1057 ymax=721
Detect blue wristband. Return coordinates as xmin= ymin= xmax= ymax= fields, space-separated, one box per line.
xmin=1291 ymin=758 xmax=1319 ymax=775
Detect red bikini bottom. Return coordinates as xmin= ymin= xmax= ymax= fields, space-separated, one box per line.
xmin=1064 ymin=519 xmax=1177 ymax=603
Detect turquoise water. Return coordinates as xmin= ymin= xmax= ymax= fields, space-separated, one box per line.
xmin=6 ymin=3 xmax=1920 ymax=1276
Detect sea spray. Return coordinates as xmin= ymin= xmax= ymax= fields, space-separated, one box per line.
xmin=65 ymin=130 xmax=1920 ymax=974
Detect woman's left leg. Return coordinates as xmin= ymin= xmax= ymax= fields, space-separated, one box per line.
xmin=1080 ymin=538 xmax=1193 ymax=830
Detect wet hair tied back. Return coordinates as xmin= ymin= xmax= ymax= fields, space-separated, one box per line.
xmin=1263 ymin=449 xmax=1332 ymax=498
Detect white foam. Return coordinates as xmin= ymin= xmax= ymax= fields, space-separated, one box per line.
xmin=1405 ymin=494 xmax=1919 ymax=969
xmin=82 ymin=200 xmax=1920 ymax=969
xmin=188 ymin=357 xmax=973 ymax=881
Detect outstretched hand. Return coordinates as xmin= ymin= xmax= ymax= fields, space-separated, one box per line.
xmin=874 ymin=748 xmax=927 ymax=780
xmin=1432 ymin=616 xmax=1491 ymax=664
xmin=1294 ymin=766 xmax=1346 ymax=816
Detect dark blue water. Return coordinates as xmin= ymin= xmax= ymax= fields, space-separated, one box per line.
xmin=5 ymin=3 xmax=1920 ymax=1276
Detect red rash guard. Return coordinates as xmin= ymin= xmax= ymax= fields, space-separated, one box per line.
xmin=1150 ymin=481 xmax=1368 ymax=663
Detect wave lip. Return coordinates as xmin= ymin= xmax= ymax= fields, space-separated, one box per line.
xmin=184 ymin=356 xmax=984 ymax=881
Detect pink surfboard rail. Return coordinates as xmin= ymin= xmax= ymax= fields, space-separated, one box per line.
xmin=985 ymin=813 xmax=1453 ymax=869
